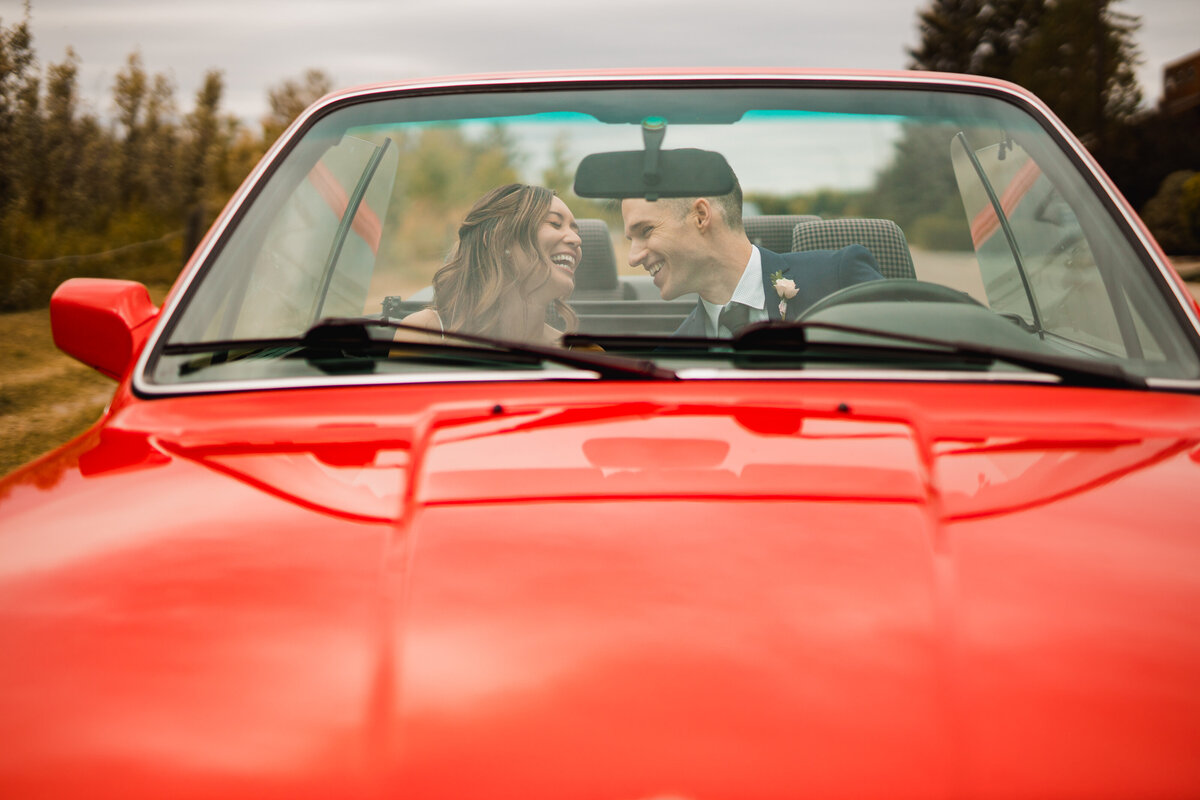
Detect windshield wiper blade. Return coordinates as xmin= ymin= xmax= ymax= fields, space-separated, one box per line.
xmin=318 ymin=317 xmax=678 ymax=381
xmin=733 ymin=321 xmax=1146 ymax=389
xmin=162 ymin=320 xmax=677 ymax=380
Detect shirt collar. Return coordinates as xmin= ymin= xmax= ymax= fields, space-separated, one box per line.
xmin=700 ymin=246 xmax=765 ymax=334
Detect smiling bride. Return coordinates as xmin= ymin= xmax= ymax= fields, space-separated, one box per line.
xmin=400 ymin=183 xmax=583 ymax=345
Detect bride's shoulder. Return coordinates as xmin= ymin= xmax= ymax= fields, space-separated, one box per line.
xmin=392 ymin=308 xmax=444 ymax=344
xmin=403 ymin=308 xmax=442 ymax=329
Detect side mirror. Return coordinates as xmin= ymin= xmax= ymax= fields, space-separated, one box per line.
xmin=50 ymin=278 xmax=159 ymax=380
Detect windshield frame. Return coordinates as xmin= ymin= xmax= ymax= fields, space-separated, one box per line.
xmin=132 ymin=70 xmax=1200 ymax=398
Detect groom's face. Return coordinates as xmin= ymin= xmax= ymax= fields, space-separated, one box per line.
xmin=622 ymin=197 xmax=704 ymax=301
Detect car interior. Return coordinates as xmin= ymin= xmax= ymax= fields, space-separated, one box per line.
xmin=382 ymin=213 xmax=922 ymax=336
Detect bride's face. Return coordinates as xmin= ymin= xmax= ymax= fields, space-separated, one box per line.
xmin=519 ymin=196 xmax=582 ymax=301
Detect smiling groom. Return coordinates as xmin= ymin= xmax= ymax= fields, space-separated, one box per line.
xmin=621 ymin=175 xmax=882 ymax=337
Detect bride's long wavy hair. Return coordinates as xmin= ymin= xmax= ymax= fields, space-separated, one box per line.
xmin=431 ymin=184 xmax=576 ymax=338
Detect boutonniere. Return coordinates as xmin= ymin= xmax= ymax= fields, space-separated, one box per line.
xmin=771 ymin=271 xmax=799 ymax=317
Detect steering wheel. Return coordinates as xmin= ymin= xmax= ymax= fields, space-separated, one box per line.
xmin=798 ymin=278 xmax=985 ymax=320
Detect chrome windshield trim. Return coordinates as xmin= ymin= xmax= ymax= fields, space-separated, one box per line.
xmin=132 ymin=365 xmax=1200 ymax=398
xmin=135 ymin=370 xmax=604 ymax=397
xmin=132 ymin=69 xmax=1200 ymax=397
xmin=674 ymin=368 xmax=1064 ymax=384
xmin=1144 ymin=377 xmax=1200 ymax=391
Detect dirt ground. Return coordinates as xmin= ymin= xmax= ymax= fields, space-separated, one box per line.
xmin=0 ymin=305 xmax=116 ymax=476
xmin=3 ymin=263 xmax=1199 ymax=478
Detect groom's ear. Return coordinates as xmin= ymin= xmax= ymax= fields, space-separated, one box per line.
xmin=691 ymin=198 xmax=713 ymax=232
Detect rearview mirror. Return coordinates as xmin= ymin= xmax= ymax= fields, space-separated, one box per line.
xmin=573 ymin=148 xmax=735 ymax=200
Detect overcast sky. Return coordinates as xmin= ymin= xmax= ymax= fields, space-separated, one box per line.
xmin=5 ymin=0 xmax=1197 ymax=124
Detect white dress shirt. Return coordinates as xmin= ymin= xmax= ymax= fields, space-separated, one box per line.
xmin=700 ymin=246 xmax=769 ymax=337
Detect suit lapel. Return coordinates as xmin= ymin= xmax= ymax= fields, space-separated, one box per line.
xmin=759 ymin=249 xmax=790 ymax=321
xmin=674 ymin=303 xmax=707 ymax=337
xmin=675 ymin=248 xmax=804 ymax=336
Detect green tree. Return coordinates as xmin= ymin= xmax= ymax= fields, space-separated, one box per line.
xmin=541 ymin=131 xmax=573 ymax=198
xmin=261 ymin=68 xmax=332 ymax=144
xmin=1012 ymin=0 xmax=1142 ymax=158
xmin=863 ymin=124 xmax=970 ymax=250
xmin=909 ymin=0 xmax=1044 ymax=75
xmin=140 ymin=72 xmax=180 ymax=216
xmin=182 ymin=70 xmax=225 ymax=205
xmin=0 ymin=5 xmax=36 ymax=211
xmin=0 ymin=19 xmax=277 ymax=309
xmin=901 ymin=0 xmax=1149 ymax=246
xmin=177 ymin=70 xmax=226 ymax=260
xmin=382 ymin=124 xmax=522 ymax=265
xmin=1142 ymin=171 xmax=1200 ymax=254
xmin=540 ymin=130 xmax=613 ymax=222
xmin=71 ymin=114 xmax=116 ymax=231
xmin=36 ymin=49 xmax=80 ymax=222
xmin=473 ymin=123 xmax=522 ymax=192
xmin=0 ymin=5 xmax=38 ymax=224
xmin=909 ymin=0 xmax=1142 ymax=157
xmin=112 ymin=52 xmax=149 ymax=207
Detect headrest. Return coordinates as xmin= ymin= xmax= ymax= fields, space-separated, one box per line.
xmin=574 ymin=218 xmax=618 ymax=292
xmin=744 ymin=214 xmax=821 ymax=254
xmin=792 ymin=218 xmax=917 ymax=280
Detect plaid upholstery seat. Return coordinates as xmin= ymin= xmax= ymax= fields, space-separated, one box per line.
xmin=792 ymin=218 xmax=917 ymax=280
xmin=744 ymin=215 xmax=820 ymax=255
xmin=574 ymin=218 xmax=618 ymax=293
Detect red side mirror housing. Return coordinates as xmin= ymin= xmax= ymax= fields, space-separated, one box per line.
xmin=50 ymin=279 xmax=159 ymax=380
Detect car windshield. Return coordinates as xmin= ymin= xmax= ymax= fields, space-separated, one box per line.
xmin=146 ymin=80 xmax=1200 ymax=389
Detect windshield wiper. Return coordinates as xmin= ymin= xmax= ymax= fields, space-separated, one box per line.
xmin=371 ymin=318 xmax=677 ymax=380
xmin=734 ymin=321 xmax=1146 ymax=388
xmin=165 ymin=318 xmax=678 ymax=381
xmin=565 ymin=321 xmax=1145 ymax=389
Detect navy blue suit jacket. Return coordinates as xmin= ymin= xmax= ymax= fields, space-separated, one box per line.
xmin=672 ymin=245 xmax=883 ymax=337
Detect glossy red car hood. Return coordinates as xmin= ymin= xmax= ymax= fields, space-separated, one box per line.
xmin=2 ymin=381 xmax=1199 ymax=799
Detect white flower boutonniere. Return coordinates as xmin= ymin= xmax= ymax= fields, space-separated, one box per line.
xmin=771 ymin=271 xmax=799 ymax=317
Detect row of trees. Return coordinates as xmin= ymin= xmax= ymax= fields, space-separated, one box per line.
xmin=0 ymin=6 xmax=601 ymax=311
xmin=2 ymin=0 xmax=1197 ymax=313
xmin=0 ymin=9 xmax=333 ymax=310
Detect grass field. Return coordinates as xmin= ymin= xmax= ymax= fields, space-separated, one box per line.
xmin=0 ymin=284 xmax=171 ymax=478
xmin=0 ymin=304 xmax=115 ymax=476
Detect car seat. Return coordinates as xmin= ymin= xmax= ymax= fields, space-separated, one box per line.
xmin=743 ymin=214 xmax=821 ymax=255
xmin=572 ymin=218 xmax=622 ymax=298
xmin=791 ymin=218 xmax=917 ymax=280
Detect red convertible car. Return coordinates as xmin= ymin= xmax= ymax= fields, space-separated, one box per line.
xmin=2 ymin=70 xmax=1199 ymax=798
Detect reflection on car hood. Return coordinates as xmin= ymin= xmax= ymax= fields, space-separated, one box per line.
xmin=2 ymin=382 xmax=1199 ymax=797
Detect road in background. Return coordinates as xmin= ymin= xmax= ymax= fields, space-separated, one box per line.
xmin=1173 ymin=257 xmax=1200 ymax=302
